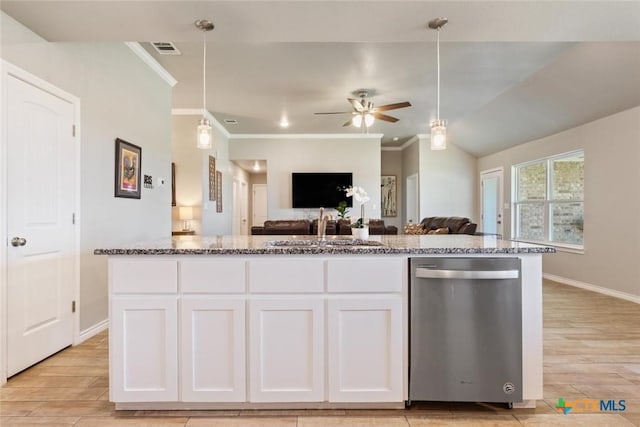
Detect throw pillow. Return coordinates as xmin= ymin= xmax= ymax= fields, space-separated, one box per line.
xmin=403 ymin=223 xmax=424 ymax=235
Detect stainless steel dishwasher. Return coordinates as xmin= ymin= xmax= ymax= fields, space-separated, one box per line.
xmin=408 ymin=257 xmax=522 ymax=406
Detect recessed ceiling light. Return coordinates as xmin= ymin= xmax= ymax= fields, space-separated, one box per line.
xmin=393 ymin=137 xmax=399 ymax=141
xmin=223 ymin=119 xmax=238 ymax=124
xmin=253 ymin=161 xmax=260 ymax=171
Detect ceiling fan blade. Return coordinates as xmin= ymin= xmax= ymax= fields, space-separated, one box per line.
xmin=342 ymin=118 xmax=354 ymax=127
xmin=374 ymin=112 xmax=399 ymax=123
xmin=375 ymin=101 xmax=412 ymax=112
xmin=348 ymin=98 xmax=365 ymax=112
xmin=314 ymin=112 xmax=352 ymax=115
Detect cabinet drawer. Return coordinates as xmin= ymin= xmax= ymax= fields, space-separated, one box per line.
xmin=180 ymin=260 xmax=246 ymax=293
xmin=249 ymin=259 xmax=324 ymax=293
xmin=327 ymin=258 xmax=403 ymax=293
xmin=110 ymin=259 xmax=177 ymax=294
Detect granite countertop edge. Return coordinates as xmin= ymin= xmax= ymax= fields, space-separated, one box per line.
xmin=94 ymin=247 xmax=556 ymax=256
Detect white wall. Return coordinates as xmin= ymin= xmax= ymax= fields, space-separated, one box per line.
xmin=478 ymin=106 xmax=640 ymax=298
xmin=418 ymin=136 xmax=478 ymax=221
xmin=171 ymin=113 xmax=233 ymax=236
xmin=1 ymin=12 xmax=173 ymax=331
xmin=229 ymin=136 xmax=382 ymax=221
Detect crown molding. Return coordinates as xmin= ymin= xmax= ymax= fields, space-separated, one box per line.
xmin=171 ymin=108 xmax=231 ymax=139
xmin=229 ymin=133 xmax=383 ymax=140
xmin=382 ymin=135 xmax=420 ymax=151
xmin=125 ymin=42 xmax=177 ymax=87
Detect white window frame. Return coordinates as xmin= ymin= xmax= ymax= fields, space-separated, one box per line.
xmin=512 ymin=150 xmax=584 ymax=252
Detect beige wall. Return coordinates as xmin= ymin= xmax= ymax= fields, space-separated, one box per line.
xmin=171 ymin=114 xmax=233 ymax=236
xmin=418 ymin=137 xmax=478 ymax=221
xmin=1 ymin=12 xmax=173 ymax=331
xmin=479 ymin=106 xmax=640 ymax=298
xmin=229 ymin=137 xmax=382 ymax=221
xmin=401 ymin=138 xmax=420 ymax=225
xmin=381 ymin=150 xmax=403 ymax=230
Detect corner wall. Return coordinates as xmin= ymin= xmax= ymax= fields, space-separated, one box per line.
xmin=171 ymin=114 xmax=233 ymax=236
xmin=478 ymin=106 xmax=640 ymax=298
xmin=1 ymin=12 xmax=173 ymax=332
xmin=418 ymin=136 xmax=478 ymax=221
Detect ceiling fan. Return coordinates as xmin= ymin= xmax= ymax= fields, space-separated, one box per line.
xmin=315 ymin=90 xmax=411 ymax=130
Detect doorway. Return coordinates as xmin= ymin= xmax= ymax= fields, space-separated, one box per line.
xmin=232 ymin=178 xmax=249 ymax=235
xmin=480 ymin=168 xmax=504 ymax=236
xmin=2 ymin=62 xmax=79 ymax=381
xmin=405 ymin=174 xmax=419 ymax=224
xmin=252 ymin=184 xmax=268 ymax=227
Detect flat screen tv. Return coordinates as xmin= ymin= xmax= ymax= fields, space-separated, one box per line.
xmin=292 ymin=172 xmax=353 ymax=208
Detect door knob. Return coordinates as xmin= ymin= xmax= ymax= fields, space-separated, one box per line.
xmin=11 ymin=237 xmax=27 ymax=247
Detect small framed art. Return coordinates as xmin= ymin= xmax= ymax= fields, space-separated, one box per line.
xmin=114 ymin=138 xmax=142 ymax=199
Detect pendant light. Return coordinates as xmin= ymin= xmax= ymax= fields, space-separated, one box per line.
xmin=428 ymin=17 xmax=448 ymax=150
xmin=195 ymin=19 xmax=214 ymax=149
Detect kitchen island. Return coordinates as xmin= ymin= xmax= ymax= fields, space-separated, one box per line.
xmin=95 ymin=234 xmax=554 ymax=410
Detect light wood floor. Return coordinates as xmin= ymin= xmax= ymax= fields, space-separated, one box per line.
xmin=1 ymin=280 xmax=638 ymax=426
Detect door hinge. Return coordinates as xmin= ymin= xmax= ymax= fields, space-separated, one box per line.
xmin=72 ymin=213 xmax=76 ymax=224
xmin=72 ymin=300 xmax=76 ymax=313
xmin=72 ymin=125 xmax=76 ymax=137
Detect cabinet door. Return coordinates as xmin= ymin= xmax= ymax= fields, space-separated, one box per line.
xmin=180 ymin=297 xmax=246 ymax=402
xmin=110 ymin=296 xmax=178 ymax=402
xmin=249 ymin=298 xmax=324 ymax=402
xmin=327 ymin=297 xmax=403 ymax=402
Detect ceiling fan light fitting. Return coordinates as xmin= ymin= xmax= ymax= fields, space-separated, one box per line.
xmin=364 ymin=113 xmax=375 ymax=127
xmin=352 ymin=114 xmax=363 ymax=128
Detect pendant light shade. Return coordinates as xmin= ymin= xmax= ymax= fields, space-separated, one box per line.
xmin=428 ymin=17 xmax=448 ymax=150
xmin=195 ymin=19 xmax=214 ymax=150
xmin=197 ymin=117 xmax=212 ymax=149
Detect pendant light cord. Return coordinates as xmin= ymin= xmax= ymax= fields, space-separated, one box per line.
xmin=202 ymin=29 xmax=207 ymax=115
xmin=436 ymin=28 xmax=440 ymax=121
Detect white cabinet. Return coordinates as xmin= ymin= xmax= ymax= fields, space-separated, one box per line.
xmin=249 ymin=297 xmax=325 ymax=402
xmin=180 ymin=297 xmax=246 ymax=402
xmin=110 ymin=296 xmax=178 ymax=402
xmin=327 ymin=297 xmax=403 ymax=402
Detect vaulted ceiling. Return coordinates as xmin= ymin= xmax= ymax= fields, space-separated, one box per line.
xmin=2 ymin=1 xmax=639 ymax=156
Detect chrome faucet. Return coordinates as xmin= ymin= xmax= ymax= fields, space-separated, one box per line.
xmin=318 ymin=207 xmax=329 ymax=240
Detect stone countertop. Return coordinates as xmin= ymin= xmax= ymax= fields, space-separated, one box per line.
xmin=94 ymin=234 xmax=556 ymax=256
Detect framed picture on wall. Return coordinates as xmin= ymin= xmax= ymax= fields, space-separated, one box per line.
xmin=114 ymin=138 xmax=141 ymax=199
xmin=208 ymin=156 xmax=216 ymax=201
xmin=216 ymin=170 xmax=222 ymax=212
xmin=171 ymin=162 xmax=176 ymax=206
xmin=381 ymin=175 xmax=397 ymax=217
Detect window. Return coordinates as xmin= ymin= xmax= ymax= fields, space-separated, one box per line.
xmin=513 ymin=151 xmax=584 ymax=249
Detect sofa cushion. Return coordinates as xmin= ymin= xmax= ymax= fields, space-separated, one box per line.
xmin=420 ymin=217 xmax=477 ymax=235
xmin=427 ymin=227 xmax=449 ymax=235
xmin=262 ymin=220 xmax=312 ymax=235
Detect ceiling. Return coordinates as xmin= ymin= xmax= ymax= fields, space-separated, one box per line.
xmin=2 ymin=1 xmax=640 ymax=156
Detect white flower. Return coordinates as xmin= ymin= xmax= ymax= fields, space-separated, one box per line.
xmin=345 ymin=186 xmax=370 ymax=204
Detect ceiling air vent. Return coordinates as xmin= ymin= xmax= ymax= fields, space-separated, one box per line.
xmin=150 ymin=42 xmax=181 ymax=55
xmin=224 ymin=119 xmax=238 ymax=125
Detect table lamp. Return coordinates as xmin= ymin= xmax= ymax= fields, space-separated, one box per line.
xmin=179 ymin=206 xmax=194 ymax=231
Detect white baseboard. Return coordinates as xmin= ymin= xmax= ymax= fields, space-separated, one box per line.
xmin=77 ymin=319 xmax=109 ymax=344
xmin=543 ymin=273 xmax=640 ymax=304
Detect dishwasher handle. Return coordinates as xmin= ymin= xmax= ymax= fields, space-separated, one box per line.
xmin=415 ymin=268 xmax=519 ymax=280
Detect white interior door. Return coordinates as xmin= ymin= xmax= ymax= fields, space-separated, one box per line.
xmin=232 ymin=179 xmax=241 ymax=235
xmin=252 ymin=184 xmax=268 ymax=227
xmin=6 ymin=73 xmax=76 ymax=377
xmin=240 ymin=181 xmax=248 ymax=235
xmin=480 ymin=168 xmax=504 ymax=236
xmin=405 ymin=174 xmax=419 ymax=224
